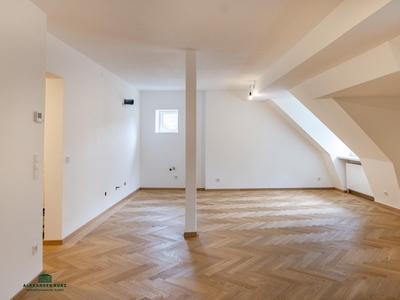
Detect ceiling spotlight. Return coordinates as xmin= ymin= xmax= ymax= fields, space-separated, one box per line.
xmin=248 ymin=81 xmax=255 ymax=100
xmin=248 ymin=90 xmax=253 ymax=100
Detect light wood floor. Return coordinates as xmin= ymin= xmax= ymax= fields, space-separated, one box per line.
xmin=19 ymin=189 xmax=400 ymax=299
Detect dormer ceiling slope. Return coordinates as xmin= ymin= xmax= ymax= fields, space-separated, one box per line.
xmin=255 ymin=0 xmax=400 ymax=98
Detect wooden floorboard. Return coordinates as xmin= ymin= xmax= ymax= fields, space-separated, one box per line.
xmin=18 ymin=189 xmax=400 ymax=299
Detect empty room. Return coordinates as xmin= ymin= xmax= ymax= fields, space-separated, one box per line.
xmin=2 ymin=0 xmax=400 ymax=299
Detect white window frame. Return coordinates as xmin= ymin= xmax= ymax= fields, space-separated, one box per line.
xmin=155 ymin=109 xmax=179 ymax=133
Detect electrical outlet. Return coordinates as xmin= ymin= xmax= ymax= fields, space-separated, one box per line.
xmin=317 ymin=177 xmax=321 ymax=181
xmin=215 ymin=178 xmax=220 ymax=182
xmin=32 ymin=243 xmax=38 ymax=255
xmin=174 ymin=176 xmax=178 ymax=179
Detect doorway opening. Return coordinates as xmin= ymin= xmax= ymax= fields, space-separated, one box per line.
xmin=43 ymin=72 xmax=64 ymax=243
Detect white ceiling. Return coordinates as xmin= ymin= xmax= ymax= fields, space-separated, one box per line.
xmin=31 ymin=0 xmax=344 ymax=91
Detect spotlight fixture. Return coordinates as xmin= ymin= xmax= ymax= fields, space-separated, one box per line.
xmin=248 ymin=81 xmax=255 ymax=100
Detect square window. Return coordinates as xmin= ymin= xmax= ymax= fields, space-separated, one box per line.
xmin=155 ymin=110 xmax=178 ymax=133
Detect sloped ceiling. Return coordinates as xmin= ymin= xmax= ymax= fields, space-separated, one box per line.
xmin=328 ymin=72 xmax=400 ymax=98
xmin=327 ymin=38 xmax=400 ymax=99
xmin=30 ymin=0 xmax=343 ymax=90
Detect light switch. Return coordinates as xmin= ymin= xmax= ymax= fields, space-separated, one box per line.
xmin=33 ymin=154 xmax=39 ymax=180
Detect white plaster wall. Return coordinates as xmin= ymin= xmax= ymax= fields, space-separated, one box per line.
xmin=289 ymin=93 xmax=400 ymax=207
xmin=336 ymin=97 xmax=400 ymax=206
xmin=346 ymin=163 xmax=373 ymax=197
xmin=46 ymin=34 xmax=140 ymax=238
xmin=205 ymin=90 xmax=333 ymax=189
xmin=267 ymin=93 xmax=349 ymax=190
xmin=140 ymin=91 xmax=205 ymax=188
xmin=361 ymin=158 xmax=400 ymax=208
xmin=289 ymin=45 xmax=400 ymax=209
xmin=290 ymin=87 xmax=389 ymax=162
xmin=0 ymin=1 xmax=46 ymax=299
xmin=337 ymin=97 xmax=400 ymax=179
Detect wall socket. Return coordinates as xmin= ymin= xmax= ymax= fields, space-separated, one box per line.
xmin=317 ymin=177 xmax=321 ymax=181
xmin=32 ymin=243 xmax=38 ymax=255
xmin=215 ymin=178 xmax=220 ymax=182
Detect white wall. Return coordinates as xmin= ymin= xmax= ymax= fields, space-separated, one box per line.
xmin=337 ymin=97 xmax=400 ymax=185
xmin=288 ymin=41 xmax=400 ymax=209
xmin=346 ymin=163 xmax=373 ymax=197
xmin=336 ymin=97 xmax=400 ymax=206
xmin=141 ymin=90 xmax=334 ymax=189
xmin=46 ymin=34 xmax=140 ymax=238
xmin=205 ymin=90 xmax=333 ymax=189
xmin=0 ymin=1 xmax=46 ymax=299
xmin=140 ymin=91 xmax=205 ymax=188
xmin=267 ymin=92 xmax=350 ymax=190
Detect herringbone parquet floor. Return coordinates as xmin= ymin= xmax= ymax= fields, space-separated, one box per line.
xmin=19 ymin=189 xmax=400 ymax=299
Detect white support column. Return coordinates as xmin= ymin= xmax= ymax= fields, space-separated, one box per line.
xmin=184 ymin=49 xmax=197 ymax=238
